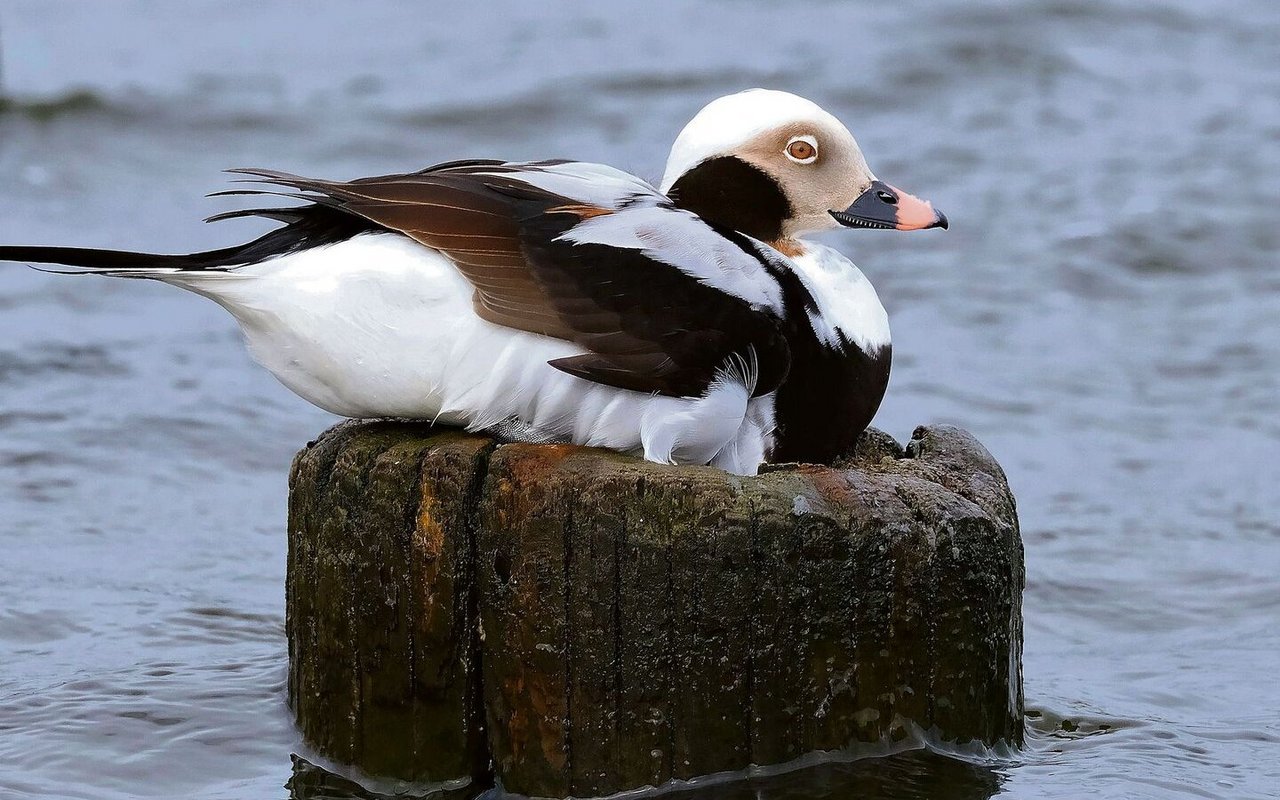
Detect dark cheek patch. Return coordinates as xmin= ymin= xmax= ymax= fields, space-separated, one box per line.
xmin=666 ymin=156 xmax=792 ymax=242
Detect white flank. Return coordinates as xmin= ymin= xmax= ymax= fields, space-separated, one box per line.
xmin=159 ymin=232 xmax=771 ymax=474
xmin=710 ymin=395 xmax=777 ymax=475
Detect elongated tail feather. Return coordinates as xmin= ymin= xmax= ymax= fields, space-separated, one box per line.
xmin=0 ymin=204 xmax=378 ymax=276
xmin=0 ymin=244 xmax=232 ymax=276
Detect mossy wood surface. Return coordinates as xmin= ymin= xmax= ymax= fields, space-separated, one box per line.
xmin=287 ymin=422 xmax=1024 ymax=798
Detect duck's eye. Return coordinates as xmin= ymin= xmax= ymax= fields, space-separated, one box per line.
xmin=785 ymin=136 xmax=818 ymax=164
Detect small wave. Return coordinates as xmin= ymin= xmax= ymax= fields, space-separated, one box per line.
xmin=1024 ymin=704 xmax=1143 ymax=742
xmin=0 ymin=84 xmax=300 ymax=132
xmin=1074 ymin=211 xmax=1278 ymax=277
xmin=591 ymin=68 xmax=801 ymax=98
xmin=385 ymin=89 xmax=585 ymax=133
xmin=0 ymin=89 xmax=130 ymax=123
xmin=0 ymin=609 xmax=90 ymax=645
xmin=0 ymin=344 xmax=130 ymax=383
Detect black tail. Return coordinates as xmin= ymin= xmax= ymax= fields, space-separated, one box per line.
xmin=0 ymin=204 xmax=379 ymax=274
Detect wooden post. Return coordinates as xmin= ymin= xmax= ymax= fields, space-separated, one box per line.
xmin=287 ymin=423 xmax=1023 ymax=797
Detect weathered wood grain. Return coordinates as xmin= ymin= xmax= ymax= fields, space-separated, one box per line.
xmin=287 ymin=423 xmax=1024 ymax=797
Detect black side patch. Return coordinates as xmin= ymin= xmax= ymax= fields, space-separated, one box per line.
xmin=770 ymin=339 xmax=892 ymax=465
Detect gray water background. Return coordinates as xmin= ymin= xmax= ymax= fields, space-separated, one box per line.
xmin=0 ymin=1 xmax=1277 ymax=798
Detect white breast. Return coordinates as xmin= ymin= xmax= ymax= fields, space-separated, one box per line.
xmin=163 ymin=232 xmax=772 ymax=474
xmin=788 ymin=242 xmax=890 ymax=352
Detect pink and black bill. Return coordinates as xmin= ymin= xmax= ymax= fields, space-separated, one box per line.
xmin=831 ymin=180 xmax=948 ymax=231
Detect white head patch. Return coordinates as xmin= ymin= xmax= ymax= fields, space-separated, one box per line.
xmin=660 ymin=89 xmax=851 ymax=193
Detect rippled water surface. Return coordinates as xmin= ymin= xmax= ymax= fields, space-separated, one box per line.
xmin=1 ymin=1 xmax=1278 ymax=798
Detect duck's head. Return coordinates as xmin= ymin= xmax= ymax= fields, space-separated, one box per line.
xmin=661 ymin=89 xmax=946 ymax=248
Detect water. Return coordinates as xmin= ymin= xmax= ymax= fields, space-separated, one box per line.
xmin=1 ymin=1 xmax=1277 ymax=797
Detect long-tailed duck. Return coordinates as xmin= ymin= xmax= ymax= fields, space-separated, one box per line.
xmin=1 ymin=89 xmax=944 ymax=474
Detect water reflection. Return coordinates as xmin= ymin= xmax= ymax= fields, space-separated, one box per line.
xmin=288 ymin=755 xmax=475 ymax=800
xmin=287 ymin=750 xmax=1003 ymax=800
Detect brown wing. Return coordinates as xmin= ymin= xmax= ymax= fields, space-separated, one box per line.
xmin=224 ymin=162 xmax=790 ymax=398
xmin=228 ymin=163 xmax=579 ymax=340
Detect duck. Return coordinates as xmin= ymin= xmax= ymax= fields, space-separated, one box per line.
xmin=0 ymin=89 xmax=945 ymax=475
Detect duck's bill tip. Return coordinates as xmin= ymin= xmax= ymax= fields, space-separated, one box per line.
xmin=832 ymin=181 xmax=948 ymax=232
xmin=892 ymin=187 xmax=947 ymax=231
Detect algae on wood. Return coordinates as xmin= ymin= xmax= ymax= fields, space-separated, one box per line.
xmin=287 ymin=422 xmax=492 ymax=783
xmin=287 ymin=422 xmax=1024 ymax=798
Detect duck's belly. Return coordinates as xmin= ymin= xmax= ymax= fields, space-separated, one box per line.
xmin=179 ymin=232 xmax=767 ymax=470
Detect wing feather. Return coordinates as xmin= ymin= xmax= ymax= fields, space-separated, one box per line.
xmin=225 ymin=161 xmax=790 ymax=397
